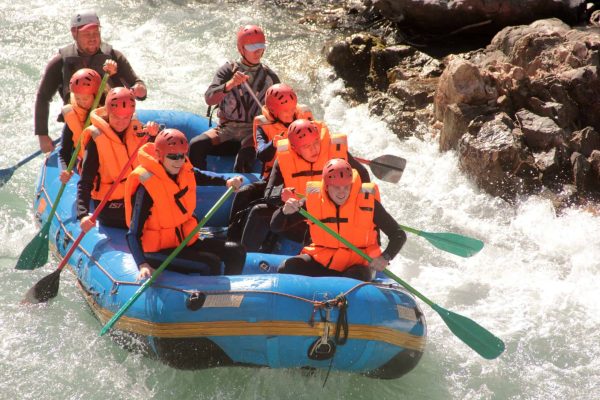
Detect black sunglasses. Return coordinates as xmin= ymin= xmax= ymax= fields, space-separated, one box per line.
xmin=165 ymin=153 xmax=185 ymax=161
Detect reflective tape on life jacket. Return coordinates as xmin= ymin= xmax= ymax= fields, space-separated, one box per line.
xmin=301 ymin=170 xmax=382 ymax=272
xmin=84 ymin=107 xmax=145 ymax=201
xmin=62 ymin=94 xmax=90 ymax=162
xmin=276 ymin=123 xmax=347 ymax=194
xmin=125 ymin=142 xmax=198 ymax=253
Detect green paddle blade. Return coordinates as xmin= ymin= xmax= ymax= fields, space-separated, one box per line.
xmin=419 ymin=231 xmax=484 ymax=258
xmin=15 ymin=222 xmax=50 ymax=270
xmin=22 ymin=268 xmax=62 ymax=304
xmin=432 ymin=303 xmax=505 ymax=360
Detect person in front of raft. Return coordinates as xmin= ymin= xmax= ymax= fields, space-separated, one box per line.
xmin=34 ymin=9 xmax=147 ymax=154
xmin=125 ymin=129 xmax=246 ymax=280
xmin=272 ymin=159 xmax=406 ymax=281
xmin=76 ymin=87 xmax=157 ymax=231
xmin=188 ymin=24 xmax=279 ymax=173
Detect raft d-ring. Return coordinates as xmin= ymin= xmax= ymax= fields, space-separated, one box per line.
xmin=258 ymin=261 xmax=270 ymax=272
xmin=186 ymin=292 xmax=206 ymax=311
xmin=110 ymin=282 xmax=120 ymax=295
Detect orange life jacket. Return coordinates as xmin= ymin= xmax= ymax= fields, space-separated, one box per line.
xmin=61 ymin=94 xmax=90 ymax=162
xmin=301 ymin=170 xmax=382 ymax=272
xmin=252 ymin=105 xmax=313 ymax=179
xmin=83 ymin=107 xmax=145 ymax=201
xmin=276 ymin=125 xmax=348 ymax=194
xmin=124 ymin=143 xmax=198 ymax=253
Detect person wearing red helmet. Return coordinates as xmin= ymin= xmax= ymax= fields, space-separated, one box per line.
xmin=189 ymin=24 xmax=280 ymax=173
xmin=125 ymin=129 xmax=245 ymax=280
xmin=34 ymin=9 xmax=147 ymax=153
xmin=76 ymin=87 xmax=158 ymax=232
xmin=237 ymin=119 xmax=370 ymax=252
xmin=272 ymin=159 xmax=406 ymax=281
xmin=58 ymin=67 xmax=102 ymax=184
xmin=226 ymin=83 xmax=314 ymax=242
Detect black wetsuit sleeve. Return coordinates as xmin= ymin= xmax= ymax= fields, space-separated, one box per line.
xmin=373 ymin=200 xmax=406 ymax=260
xmin=113 ymin=49 xmax=146 ymax=100
xmin=193 ymin=168 xmax=227 ymax=186
xmin=348 ymin=152 xmax=370 ymax=183
xmin=256 ymin=125 xmax=276 ymax=163
xmin=34 ymin=54 xmax=64 ymax=136
xmin=204 ymin=63 xmax=234 ymax=106
xmin=76 ymin=140 xmax=99 ymax=219
xmin=270 ymin=206 xmax=306 ymax=234
xmin=264 ymin=160 xmax=284 ymax=206
xmin=126 ymin=185 xmax=154 ymax=267
xmin=59 ymin=123 xmax=74 ymax=170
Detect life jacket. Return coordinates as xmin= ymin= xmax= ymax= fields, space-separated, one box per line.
xmin=125 ymin=143 xmax=198 ymax=253
xmin=217 ymin=61 xmax=278 ymax=123
xmin=252 ymin=104 xmax=313 ymax=179
xmin=276 ymin=124 xmax=348 ymax=194
xmin=83 ymin=107 xmax=145 ymax=201
xmin=61 ymin=93 xmax=90 ymax=162
xmin=58 ymin=43 xmax=115 ymax=102
xmin=302 ymin=170 xmax=382 ymax=272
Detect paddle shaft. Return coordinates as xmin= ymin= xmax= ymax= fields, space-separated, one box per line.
xmin=243 ymin=81 xmax=263 ymax=109
xmin=99 ymin=187 xmax=235 ymax=336
xmin=38 ymin=73 xmax=110 ymax=235
xmin=53 ymin=134 xmax=149 ymax=274
xmin=14 ymin=138 xmax=61 ymax=169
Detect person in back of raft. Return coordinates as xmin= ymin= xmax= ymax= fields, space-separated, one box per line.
xmin=76 ymin=87 xmax=158 ymax=231
xmin=58 ymin=63 xmax=116 ymax=184
xmin=125 ymin=129 xmax=246 ymax=280
xmin=272 ymin=159 xmax=406 ymax=282
xmin=188 ymin=24 xmax=279 ymax=173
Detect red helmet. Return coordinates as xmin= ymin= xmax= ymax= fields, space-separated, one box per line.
xmin=155 ymin=129 xmax=189 ymax=161
xmin=323 ymin=158 xmax=353 ymax=186
xmin=236 ymin=25 xmax=266 ymax=53
xmin=287 ymin=119 xmax=320 ymax=149
xmin=105 ymin=87 xmax=135 ymax=118
xmin=265 ymin=84 xmax=297 ymax=119
xmin=69 ymin=68 xmax=101 ymax=95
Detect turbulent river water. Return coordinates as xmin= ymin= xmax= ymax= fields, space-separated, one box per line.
xmin=1 ymin=1 xmax=599 ymax=399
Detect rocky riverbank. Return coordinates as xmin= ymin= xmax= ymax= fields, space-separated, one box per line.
xmin=284 ymin=0 xmax=600 ymax=210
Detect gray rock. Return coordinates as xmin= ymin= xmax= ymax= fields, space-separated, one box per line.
xmin=515 ymin=109 xmax=565 ymax=151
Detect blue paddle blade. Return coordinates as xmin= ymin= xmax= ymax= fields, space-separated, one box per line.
xmin=0 ymin=166 xmax=16 ymax=188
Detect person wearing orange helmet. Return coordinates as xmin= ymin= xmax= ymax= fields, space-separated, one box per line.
xmin=34 ymin=10 xmax=147 ymax=153
xmin=238 ymin=119 xmax=370 ymax=252
xmin=272 ymin=159 xmax=406 ymax=281
xmin=189 ymin=24 xmax=280 ymax=173
xmin=76 ymin=87 xmax=158 ymax=232
xmin=125 ymin=129 xmax=245 ymax=280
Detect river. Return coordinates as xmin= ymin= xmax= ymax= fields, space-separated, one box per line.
xmin=0 ymin=1 xmax=599 ymax=399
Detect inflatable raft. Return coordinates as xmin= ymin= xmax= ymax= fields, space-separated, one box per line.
xmin=32 ymin=110 xmax=426 ymax=378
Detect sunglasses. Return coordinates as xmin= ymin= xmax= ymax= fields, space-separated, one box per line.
xmin=165 ymin=153 xmax=185 ymax=161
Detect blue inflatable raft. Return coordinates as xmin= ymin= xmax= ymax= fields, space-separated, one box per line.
xmin=32 ymin=110 xmax=426 ymax=378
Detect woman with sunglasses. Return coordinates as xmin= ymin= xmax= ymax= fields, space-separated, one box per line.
xmin=125 ymin=129 xmax=245 ymax=280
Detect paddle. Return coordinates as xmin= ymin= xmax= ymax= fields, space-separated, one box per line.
xmin=15 ymin=72 xmax=110 ymax=271
xmin=399 ymin=224 xmax=484 ymax=258
xmin=22 ymin=133 xmax=151 ymax=304
xmin=298 ymin=208 xmax=505 ymax=360
xmin=0 ymin=139 xmax=61 ymax=189
xmin=99 ymin=186 xmax=235 ymax=336
xmin=242 ymin=82 xmax=407 ymax=184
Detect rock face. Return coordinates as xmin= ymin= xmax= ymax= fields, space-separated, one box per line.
xmin=435 ymin=18 xmax=600 ymax=202
xmin=371 ymin=0 xmax=583 ymax=35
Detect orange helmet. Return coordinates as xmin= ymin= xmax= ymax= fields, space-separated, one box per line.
xmin=323 ymin=158 xmax=353 ymax=186
xmin=236 ymin=25 xmax=266 ymax=53
xmin=155 ymin=129 xmax=189 ymax=161
xmin=265 ymin=84 xmax=297 ymax=120
xmin=69 ymin=68 xmax=101 ymax=95
xmin=287 ymin=119 xmax=320 ymax=149
xmin=105 ymin=87 xmax=135 ymax=118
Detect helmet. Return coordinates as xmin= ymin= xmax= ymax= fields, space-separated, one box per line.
xmin=323 ymin=158 xmax=353 ymax=186
xmin=105 ymin=87 xmax=135 ymax=118
xmin=69 ymin=68 xmax=101 ymax=95
xmin=287 ymin=119 xmax=320 ymax=149
xmin=236 ymin=25 xmax=266 ymax=53
xmin=265 ymin=84 xmax=297 ymax=119
xmin=71 ymin=10 xmax=100 ymax=31
xmin=155 ymin=129 xmax=189 ymax=161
